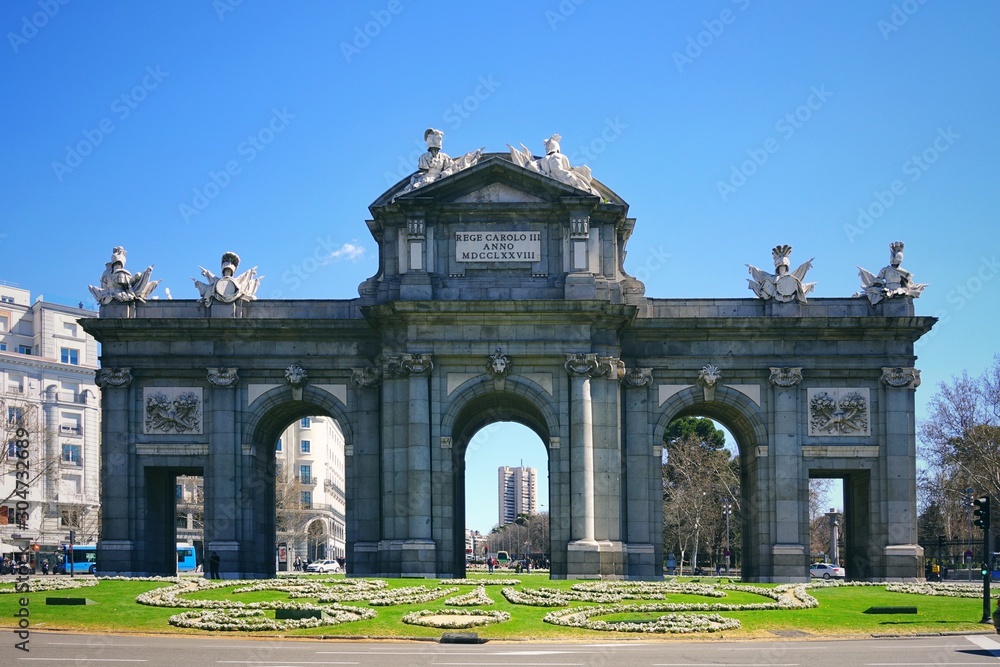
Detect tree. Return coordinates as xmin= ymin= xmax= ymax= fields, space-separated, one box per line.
xmin=919 ymin=356 xmax=1000 ymax=536
xmin=662 ymin=418 xmax=739 ymax=574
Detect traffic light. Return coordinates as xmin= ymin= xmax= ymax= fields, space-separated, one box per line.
xmin=974 ymin=496 xmax=991 ymax=531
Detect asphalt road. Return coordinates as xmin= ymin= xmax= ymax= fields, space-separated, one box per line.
xmin=5 ymin=632 xmax=1000 ymax=666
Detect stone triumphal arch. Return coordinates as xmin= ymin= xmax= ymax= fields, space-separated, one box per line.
xmin=83 ymin=132 xmax=932 ymax=581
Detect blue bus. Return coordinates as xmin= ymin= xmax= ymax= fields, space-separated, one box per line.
xmin=57 ymin=544 xmax=97 ymax=575
xmin=57 ymin=543 xmax=199 ymax=574
xmin=176 ymin=544 xmax=198 ymax=573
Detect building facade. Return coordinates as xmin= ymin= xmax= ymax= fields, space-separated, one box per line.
xmin=0 ymin=284 xmax=100 ymax=564
xmin=498 ymin=465 xmax=537 ymax=526
xmin=84 ymin=146 xmax=932 ymax=582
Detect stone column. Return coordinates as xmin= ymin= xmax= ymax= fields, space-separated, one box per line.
xmin=622 ymin=367 xmax=658 ymax=578
xmin=404 ymin=354 xmax=433 ymax=540
xmin=768 ymin=367 xmax=807 ymax=581
xmin=565 ymin=354 xmax=598 ymax=545
xmin=205 ymin=367 xmax=243 ymax=577
xmin=880 ymin=366 xmax=923 ymax=579
xmin=349 ymin=364 xmax=383 ymax=575
xmin=95 ymin=368 xmax=134 ymax=575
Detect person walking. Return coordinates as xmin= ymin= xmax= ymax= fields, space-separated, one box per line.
xmin=208 ymin=551 xmax=220 ymax=579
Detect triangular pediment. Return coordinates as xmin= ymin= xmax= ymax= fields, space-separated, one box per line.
xmin=372 ymin=153 xmax=620 ymax=209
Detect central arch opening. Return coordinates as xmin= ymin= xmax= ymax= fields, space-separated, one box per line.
xmin=464 ymin=422 xmax=550 ymax=572
xmin=447 ymin=386 xmax=555 ymax=577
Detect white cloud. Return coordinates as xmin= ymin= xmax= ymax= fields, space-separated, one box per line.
xmin=323 ymin=241 xmax=365 ymax=263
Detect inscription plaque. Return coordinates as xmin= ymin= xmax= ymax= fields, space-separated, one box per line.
xmin=455 ymin=231 xmax=540 ymax=262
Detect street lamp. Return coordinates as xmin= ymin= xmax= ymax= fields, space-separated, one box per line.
xmin=722 ymin=498 xmax=733 ymax=576
xmin=965 ymin=487 xmax=975 ymax=581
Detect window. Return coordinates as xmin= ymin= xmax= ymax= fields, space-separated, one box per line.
xmin=0 ymin=343 xmax=6 ymax=351
xmin=176 ymin=512 xmax=189 ymax=529
xmin=300 ymin=465 xmax=311 ymax=483
xmin=61 ymin=348 xmax=79 ymax=365
xmin=60 ymin=509 xmax=81 ymax=528
xmin=0 ymin=296 xmax=13 ymax=304
xmin=0 ymin=314 xmax=9 ymax=332
xmin=176 ymin=484 xmax=183 ymax=499
xmin=63 ymin=321 xmax=78 ymax=337
xmin=62 ymin=444 xmax=82 ymax=465
xmin=7 ymin=407 xmax=23 ymax=424
xmin=300 ymin=439 xmax=311 ymax=453
xmin=17 ymin=345 xmax=31 ymax=355
xmin=301 ymin=491 xmax=312 ymax=508
xmin=275 ymin=438 xmax=282 ymax=452
xmin=300 ymin=417 xmax=311 ymax=428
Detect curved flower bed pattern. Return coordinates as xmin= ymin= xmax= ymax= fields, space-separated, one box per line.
xmin=445 ymin=585 xmax=494 ymax=606
xmin=544 ymin=605 xmax=741 ymax=633
xmin=0 ymin=577 xmax=100 ymax=593
xmin=402 ymin=608 xmax=509 ymax=629
xmin=169 ymin=604 xmax=375 ymax=631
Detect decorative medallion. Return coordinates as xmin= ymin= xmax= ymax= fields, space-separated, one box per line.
xmin=808 ymin=388 xmax=870 ymax=436
xmin=351 ymin=366 xmax=383 ymax=388
xmin=624 ymin=367 xmax=653 ymax=388
xmin=880 ymin=367 xmax=921 ymax=389
xmin=144 ymin=387 xmax=203 ymax=435
xmin=207 ymin=367 xmax=239 ymax=388
xmin=96 ymin=367 xmax=132 ymax=388
xmin=769 ymin=367 xmax=803 ymax=387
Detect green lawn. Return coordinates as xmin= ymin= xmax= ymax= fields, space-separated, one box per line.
xmin=1 ymin=574 xmax=992 ymax=640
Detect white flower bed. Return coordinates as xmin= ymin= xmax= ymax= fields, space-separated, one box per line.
xmin=571 ymin=581 xmax=727 ymax=599
xmin=368 ymin=585 xmax=460 ymax=606
xmin=439 ymin=578 xmax=520 ymax=586
xmin=0 ymin=577 xmax=100 ymax=593
xmin=885 ymin=582 xmax=984 ymax=598
xmin=446 ymin=586 xmax=494 ymax=606
xmin=402 ymin=608 xmax=510 ymax=629
xmin=169 ymin=604 xmax=375 ymax=631
xmin=544 ymin=605 xmax=740 ymax=633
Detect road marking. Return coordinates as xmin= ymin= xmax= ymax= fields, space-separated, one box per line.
xmin=20 ymin=660 xmax=147 ymax=663
xmin=967 ymin=634 xmax=1000 ymax=658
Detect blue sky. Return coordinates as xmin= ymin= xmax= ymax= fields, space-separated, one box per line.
xmin=2 ymin=2 xmax=997 ymax=535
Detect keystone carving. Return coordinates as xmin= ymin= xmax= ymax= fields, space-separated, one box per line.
xmin=285 ymin=364 xmax=308 ymax=400
xmin=486 ymin=348 xmax=511 ymax=389
xmin=697 ymin=364 xmax=722 ymax=402
xmin=384 ymin=354 xmax=434 ymax=377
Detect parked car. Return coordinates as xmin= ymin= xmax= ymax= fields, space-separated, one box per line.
xmin=305 ymin=559 xmax=341 ymax=573
xmin=810 ymin=562 xmax=845 ymax=579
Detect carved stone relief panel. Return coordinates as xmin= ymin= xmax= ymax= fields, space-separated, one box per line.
xmin=807 ymin=388 xmax=870 ymax=437
xmin=143 ymin=387 xmax=203 ymax=435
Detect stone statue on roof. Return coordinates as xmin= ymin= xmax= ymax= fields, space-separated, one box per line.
xmin=746 ymin=245 xmax=815 ymax=304
xmin=193 ymin=251 xmax=261 ymax=306
xmin=399 ymin=128 xmax=483 ymax=195
xmin=89 ymin=246 xmax=160 ymax=305
xmin=508 ymin=133 xmax=600 ymax=196
xmin=856 ymin=241 xmax=927 ymax=305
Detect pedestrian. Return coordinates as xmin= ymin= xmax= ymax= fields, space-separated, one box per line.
xmin=487 ymin=556 xmax=494 ymax=574
xmin=41 ymin=559 xmax=49 ymax=575
xmin=294 ymin=556 xmax=302 ymax=572
xmin=208 ymin=551 xmax=220 ymax=579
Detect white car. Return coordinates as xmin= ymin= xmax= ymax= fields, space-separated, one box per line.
xmin=810 ymin=562 xmax=845 ymax=579
xmin=305 ymin=559 xmax=341 ymax=573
